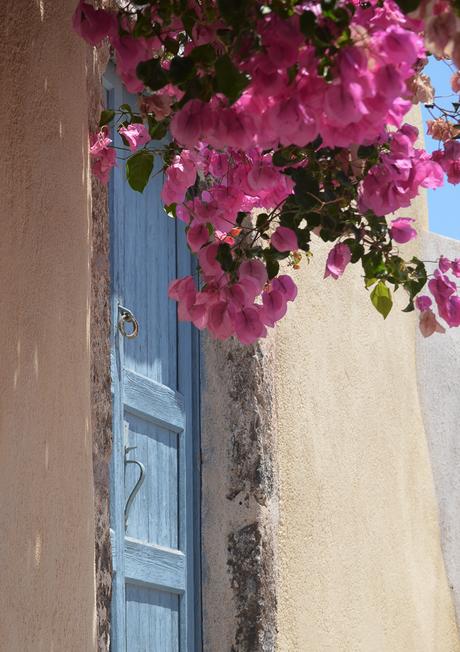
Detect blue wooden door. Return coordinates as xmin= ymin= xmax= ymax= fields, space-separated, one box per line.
xmin=106 ymin=69 xmax=201 ymax=652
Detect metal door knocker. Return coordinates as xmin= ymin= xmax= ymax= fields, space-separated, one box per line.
xmin=124 ymin=446 xmax=146 ymax=531
xmin=118 ymin=305 xmax=139 ymax=339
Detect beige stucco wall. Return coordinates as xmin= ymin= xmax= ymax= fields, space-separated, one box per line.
xmin=0 ymin=2 xmax=98 ymax=651
xmin=202 ymin=108 xmax=460 ymax=651
xmin=274 ymin=169 xmax=460 ymax=648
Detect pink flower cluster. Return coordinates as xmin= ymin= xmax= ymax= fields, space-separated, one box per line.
xmin=170 ymin=148 xmax=295 ymax=236
xmin=432 ymin=140 xmax=460 ymax=185
xmin=162 ymin=147 xmax=299 ymax=342
xmin=417 ymin=256 xmax=460 ymax=336
xmin=89 ymin=128 xmax=116 ymax=184
xmin=73 ymin=1 xmax=163 ymax=92
xmin=169 ymin=266 xmax=297 ymax=344
xmin=359 ymin=124 xmax=444 ymax=216
xmin=170 ymin=4 xmax=425 ymax=152
xmin=412 ymin=1 xmax=460 ymax=67
xmin=75 ymin=0 xmax=460 ymax=344
xmin=89 ymin=123 xmax=151 ymax=183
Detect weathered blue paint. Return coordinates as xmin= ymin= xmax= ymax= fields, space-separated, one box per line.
xmin=106 ymin=66 xmax=201 ymax=652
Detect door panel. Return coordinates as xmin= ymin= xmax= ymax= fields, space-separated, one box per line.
xmin=124 ymin=413 xmax=179 ymax=548
xmin=106 ymin=66 xmax=200 ymax=652
xmin=125 ymin=585 xmax=179 ymax=652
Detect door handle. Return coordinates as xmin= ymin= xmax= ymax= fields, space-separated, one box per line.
xmin=118 ymin=305 xmax=139 ymax=339
xmin=124 ymin=446 xmax=146 ymax=531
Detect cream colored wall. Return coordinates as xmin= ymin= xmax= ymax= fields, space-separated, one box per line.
xmin=0 ymin=2 xmax=97 ymax=651
xmin=274 ymin=161 xmax=459 ymax=649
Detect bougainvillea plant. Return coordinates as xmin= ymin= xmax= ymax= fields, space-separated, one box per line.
xmin=74 ymin=0 xmax=460 ymax=344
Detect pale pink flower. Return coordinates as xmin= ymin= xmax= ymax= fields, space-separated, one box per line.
xmin=271 ymin=226 xmax=298 ymax=253
xmin=451 ymin=72 xmax=460 ymax=93
xmin=390 ymin=218 xmax=417 ymax=244
xmin=324 ymin=244 xmax=351 ymax=280
xmin=419 ymin=309 xmax=446 ymax=337
xmin=119 ymin=123 xmax=151 ymax=152
xmin=162 ymin=152 xmax=197 ymax=205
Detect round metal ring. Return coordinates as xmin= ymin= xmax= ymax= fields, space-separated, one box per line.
xmin=118 ymin=312 xmax=139 ymax=339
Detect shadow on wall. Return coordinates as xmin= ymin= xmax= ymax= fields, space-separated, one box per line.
xmin=418 ymin=231 xmax=460 ymax=628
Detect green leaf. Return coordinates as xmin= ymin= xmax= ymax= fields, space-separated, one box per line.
xmin=98 ymin=109 xmax=115 ymax=128
xmin=164 ymin=203 xmax=177 ymax=218
xmin=299 ymin=11 xmax=316 ymax=36
xmin=216 ymin=242 xmax=234 ymax=272
xmin=357 ymin=144 xmax=378 ymax=159
xmin=266 ymin=257 xmax=280 ymax=280
xmin=217 ymin=0 xmax=246 ymax=26
xmin=394 ymin=0 xmax=421 ymax=12
xmin=370 ymin=281 xmax=393 ymax=319
xmin=343 ymin=238 xmax=364 ymax=264
xmin=164 ymin=37 xmax=180 ymax=55
xmin=272 ymin=145 xmax=304 ymax=167
xmin=133 ymin=12 xmax=155 ymax=38
xmin=402 ymin=299 xmax=415 ymax=313
xmin=190 ymin=44 xmax=217 ymax=65
xmin=214 ymin=55 xmax=249 ymax=103
xmin=362 ymin=251 xmax=386 ymax=278
xmin=256 ymin=213 xmax=270 ymax=231
xmin=126 ymin=151 xmax=154 ymax=193
xmin=169 ymin=56 xmax=195 ymax=84
xmin=136 ymin=59 xmax=169 ymax=91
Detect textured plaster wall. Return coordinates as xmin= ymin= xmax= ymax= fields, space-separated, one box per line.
xmin=274 ymin=211 xmax=459 ymax=648
xmin=87 ymin=43 xmax=112 ymax=652
xmin=0 ymin=2 xmax=98 ymax=650
xmin=417 ymin=232 xmax=460 ymax=625
xmin=201 ymin=107 xmax=460 ymax=651
xmin=201 ymin=337 xmax=278 ymax=652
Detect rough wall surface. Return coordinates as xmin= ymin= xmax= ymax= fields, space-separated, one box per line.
xmin=418 ymin=231 xmax=460 ymax=625
xmin=201 ymin=337 xmax=278 ymax=652
xmin=87 ymin=45 xmax=112 ymax=652
xmin=0 ymin=2 xmax=98 ymax=650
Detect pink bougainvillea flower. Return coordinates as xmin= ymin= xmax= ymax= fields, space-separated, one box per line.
xmin=415 ymin=295 xmax=432 ymax=312
xmin=162 ymin=152 xmax=197 ymax=205
xmin=451 ymin=259 xmax=460 ymax=277
xmin=90 ymin=128 xmax=112 ymax=157
xmin=271 ymin=226 xmax=298 ymax=252
xmin=72 ymin=0 xmax=114 ymax=46
xmin=433 ymin=140 xmax=460 ymax=185
xmin=170 ymin=99 xmax=207 ymax=148
xmin=238 ymin=260 xmax=268 ymax=292
xmin=91 ymin=148 xmax=116 ymax=184
xmin=390 ymin=218 xmax=417 ymax=244
xmin=438 ymin=256 xmax=451 ymax=273
xmin=187 ymin=223 xmax=209 ymax=252
xmin=419 ymin=309 xmax=446 ymax=338
xmin=446 ymin=295 xmax=460 ymax=327
xmin=324 ymin=243 xmax=351 ymax=280
xmin=207 ymin=301 xmax=235 ymax=340
xmin=429 ymin=269 xmax=456 ymax=304
xmin=119 ymin=123 xmax=151 ymax=153
xmin=89 ymin=129 xmax=116 ymax=184
xmin=261 ymin=289 xmax=288 ymax=327
xmin=234 ymin=306 xmax=266 ymax=344
xmin=452 ymin=72 xmax=460 ymax=93
xmin=272 ymin=275 xmax=298 ymax=302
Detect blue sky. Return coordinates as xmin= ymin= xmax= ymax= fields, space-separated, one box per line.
xmin=421 ymin=58 xmax=459 ymax=240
